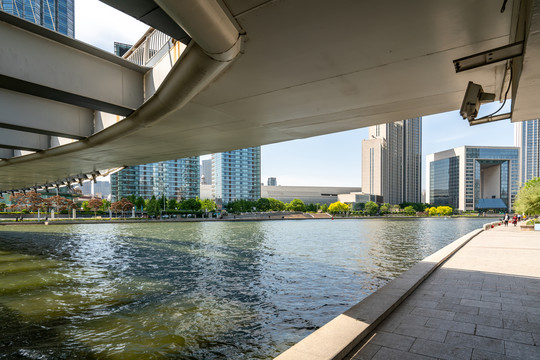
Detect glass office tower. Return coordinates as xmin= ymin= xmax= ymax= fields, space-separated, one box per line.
xmin=1 ymin=1 xmax=75 ymax=38
xmin=111 ymin=158 xmax=200 ymax=202
xmin=427 ymin=146 xmax=519 ymax=212
xmin=515 ymin=119 xmax=540 ymax=184
xmin=212 ymin=147 xmax=261 ymax=204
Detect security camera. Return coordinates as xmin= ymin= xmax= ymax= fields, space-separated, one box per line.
xmin=460 ymin=81 xmax=495 ymax=121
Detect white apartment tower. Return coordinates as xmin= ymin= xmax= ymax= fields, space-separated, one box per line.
xmin=362 ymin=118 xmax=422 ymax=204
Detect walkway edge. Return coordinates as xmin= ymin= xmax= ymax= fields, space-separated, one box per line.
xmin=275 ymin=227 xmax=484 ymax=360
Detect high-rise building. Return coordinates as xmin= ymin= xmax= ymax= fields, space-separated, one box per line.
xmin=200 ymin=159 xmax=212 ymax=185
xmin=114 ymin=42 xmax=132 ymax=57
xmin=1 ymin=0 xmax=75 ymax=38
xmin=362 ymin=118 xmax=422 ymax=204
xmin=426 ymin=146 xmax=519 ymax=212
xmin=212 ymin=147 xmax=261 ymax=204
xmin=515 ymin=119 xmax=540 ymax=184
xmin=267 ymin=177 xmax=277 ymax=186
xmin=111 ymin=158 xmax=200 ymax=201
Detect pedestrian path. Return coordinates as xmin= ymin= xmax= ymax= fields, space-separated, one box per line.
xmin=345 ymin=225 xmax=540 ymax=360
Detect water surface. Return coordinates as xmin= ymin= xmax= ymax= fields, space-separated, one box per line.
xmin=0 ymin=218 xmax=490 ymax=359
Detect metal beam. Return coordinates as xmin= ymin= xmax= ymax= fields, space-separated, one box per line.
xmin=0 ymin=14 xmax=145 ymax=112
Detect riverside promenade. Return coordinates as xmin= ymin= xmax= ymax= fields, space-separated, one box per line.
xmin=277 ymin=225 xmax=540 ymax=360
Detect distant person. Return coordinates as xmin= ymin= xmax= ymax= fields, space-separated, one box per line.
xmin=518 ymin=214 xmax=522 ymax=222
xmin=513 ymin=214 xmax=518 ymax=226
xmin=504 ymin=213 xmax=509 ymax=226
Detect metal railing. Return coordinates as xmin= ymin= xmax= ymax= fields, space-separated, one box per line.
xmin=125 ymin=29 xmax=171 ymax=66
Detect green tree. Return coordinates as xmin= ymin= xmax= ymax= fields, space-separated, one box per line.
xmin=82 ymin=200 xmax=90 ymax=211
xmin=379 ymin=203 xmax=390 ymax=214
xmin=305 ymin=203 xmax=319 ymax=212
xmin=135 ymin=196 xmax=145 ymax=211
xmin=403 ymin=205 xmax=416 ymax=216
xmin=101 ymin=199 xmax=111 ymax=212
xmin=399 ymin=202 xmax=428 ymax=212
xmin=158 ymin=195 xmax=167 ymax=211
xmin=256 ymin=198 xmax=271 ymax=212
xmin=364 ymin=201 xmax=379 ymax=215
xmin=127 ymin=194 xmax=137 ymax=206
xmin=320 ymin=203 xmax=329 ymax=212
xmin=146 ymin=195 xmax=160 ymax=218
xmin=200 ymin=199 xmax=217 ymax=212
xmin=288 ymin=198 xmax=306 ymax=212
xmin=179 ymin=198 xmax=202 ymax=211
xmin=168 ymin=198 xmax=178 ymax=211
xmin=328 ymin=201 xmax=349 ymax=213
xmin=268 ymin=198 xmax=286 ymax=211
xmin=515 ymin=178 xmax=540 ymax=215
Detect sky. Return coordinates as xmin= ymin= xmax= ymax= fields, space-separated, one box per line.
xmin=75 ymin=0 xmax=516 ymax=190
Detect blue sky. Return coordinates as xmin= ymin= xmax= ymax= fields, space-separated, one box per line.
xmin=76 ymin=0 xmax=516 ymax=190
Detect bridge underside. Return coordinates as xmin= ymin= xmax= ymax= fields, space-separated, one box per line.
xmin=1 ymin=0 xmax=540 ymax=192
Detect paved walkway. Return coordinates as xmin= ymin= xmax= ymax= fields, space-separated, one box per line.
xmin=345 ymin=225 xmax=540 ymax=360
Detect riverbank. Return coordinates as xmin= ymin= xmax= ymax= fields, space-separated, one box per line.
xmin=0 ymin=213 xmax=503 ymax=226
xmin=277 ymin=224 xmax=540 ymax=359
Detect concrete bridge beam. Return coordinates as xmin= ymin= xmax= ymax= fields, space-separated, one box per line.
xmin=0 ymin=13 xmax=146 ymax=115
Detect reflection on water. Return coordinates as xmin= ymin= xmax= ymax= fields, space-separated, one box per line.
xmin=0 ymin=218 xmax=490 ymax=359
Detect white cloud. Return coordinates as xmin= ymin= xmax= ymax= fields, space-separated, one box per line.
xmin=75 ymin=0 xmax=149 ymax=52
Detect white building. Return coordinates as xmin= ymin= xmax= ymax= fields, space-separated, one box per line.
xmin=362 ymin=118 xmax=422 ymax=204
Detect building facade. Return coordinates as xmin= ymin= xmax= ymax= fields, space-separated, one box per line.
xmin=362 ymin=117 xmax=422 ymax=204
xmin=261 ymin=185 xmax=362 ymax=205
xmin=426 ymin=146 xmax=519 ymax=212
xmin=1 ymin=0 xmax=75 ymax=37
xmin=267 ymin=177 xmax=277 ymax=186
xmin=200 ymin=159 xmax=212 ymax=185
xmin=515 ymin=119 xmax=540 ymax=184
xmin=111 ymin=158 xmax=200 ymax=201
xmin=212 ymin=147 xmax=261 ymax=204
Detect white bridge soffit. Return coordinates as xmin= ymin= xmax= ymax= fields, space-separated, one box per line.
xmin=1 ymin=0 xmax=539 ymax=191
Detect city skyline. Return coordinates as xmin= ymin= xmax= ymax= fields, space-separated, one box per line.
xmin=75 ymin=0 xmax=515 ymax=190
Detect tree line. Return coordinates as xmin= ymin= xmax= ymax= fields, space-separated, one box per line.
xmin=1 ymin=191 xmax=455 ymax=217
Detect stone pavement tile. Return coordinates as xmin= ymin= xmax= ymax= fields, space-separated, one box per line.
xmin=454 ymin=312 xmax=504 ymax=328
xmin=409 ymin=338 xmax=472 ymax=360
xmin=503 ymin=319 xmax=540 ymax=333
xmin=436 ymin=302 xmax=480 ymax=315
xmin=369 ymin=331 xmax=415 ymax=351
xmin=407 ymin=299 xmax=439 ymax=309
xmin=425 ymin=317 xmax=475 ymax=334
xmin=471 ymin=348 xmax=515 ymax=360
xmin=504 ymin=340 xmax=540 ymax=360
xmin=478 ymin=308 xmax=528 ymax=322
xmin=527 ymin=313 xmax=540 ymax=324
xmin=481 ymin=294 xmax=522 ymax=305
xmin=371 ymin=346 xmax=436 ymax=360
xmin=461 ymin=289 xmax=493 ymax=301
xmin=476 ymin=324 xmax=534 ymax=345
xmin=521 ymin=299 xmax=540 ymax=309
xmin=445 ymin=331 xmax=504 ymax=353
xmin=379 ymin=313 xmax=429 ymax=332
xmin=502 ymin=303 xmax=540 ymax=315
xmin=347 ymin=343 xmax=381 ymax=360
xmin=394 ymin=323 xmax=447 ymax=342
xmin=461 ymin=298 xmax=502 ymax=310
xmin=532 ymin=332 xmax=540 ymax=345
xmin=410 ymin=307 xmax=455 ymax=320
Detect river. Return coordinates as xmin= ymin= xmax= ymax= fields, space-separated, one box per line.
xmin=0 ymin=218 xmax=491 ymax=359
